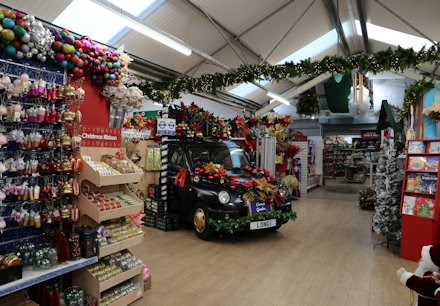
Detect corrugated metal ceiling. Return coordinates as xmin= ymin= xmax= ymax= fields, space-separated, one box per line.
xmin=1 ymin=0 xmax=439 ymax=113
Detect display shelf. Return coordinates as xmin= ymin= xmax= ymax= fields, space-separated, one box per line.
xmin=78 ymin=185 xmax=144 ymax=223
xmin=406 ymin=170 xmax=438 ymax=173
xmin=99 ymin=234 xmax=144 ymax=258
xmin=407 ymin=153 xmax=440 ymax=156
xmin=0 ymin=257 xmax=98 ymax=297
xmin=81 ymin=160 xmax=143 ymax=187
xmin=73 ymin=263 xmax=143 ymax=293
xmin=76 ymin=146 xmax=145 ymax=304
xmin=323 ymin=145 xmax=353 ymax=179
xmin=107 ymin=285 xmax=143 ymax=306
xmin=80 ymin=147 xmax=143 ymax=187
xmin=401 ymin=139 xmax=440 ymax=261
xmin=344 ymin=152 xmax=366 ymax=184
xmin=403 ymin=191 xmax=436 ymax=197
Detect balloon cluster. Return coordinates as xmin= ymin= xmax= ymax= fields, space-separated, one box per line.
xmin=51 ymin=30 xmax=127 ymax=82
xmin=0 ymin=8 xmax=54 ymax=62
xmin=0 ymin=8 xmax=130 ymax=85
xmin=89 ymin=47 xmax=126 ymax=85
xmin=51 ymin=28 xmax=85 ymax=77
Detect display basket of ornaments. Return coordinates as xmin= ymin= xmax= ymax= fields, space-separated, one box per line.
xmin=80 ymin=149 xmax=143 ymax=188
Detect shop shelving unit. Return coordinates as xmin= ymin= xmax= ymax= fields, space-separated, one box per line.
xmin=344 ymin=152 xmax=366 ymax=183
xmin=400 ymin=139 xmax=440 ymax=261
xmin=324 ymin=145 xmax=353 ymax=179
xmin=0 ymin=257 xmax=98 ymax=298
xmin=73 ymin=147 xmax=144 ymax=305
xmin=73 ymin=251 xmax=143 ymax=293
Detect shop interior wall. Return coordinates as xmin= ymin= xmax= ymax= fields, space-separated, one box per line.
xmin=135 ymin=93 xmax=244 ymax=119
xmin=371 ymin=76 xmax=413 ymax=111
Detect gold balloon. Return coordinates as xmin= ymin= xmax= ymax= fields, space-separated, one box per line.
xmin=1 ymin=29 xmax=15 ymax=41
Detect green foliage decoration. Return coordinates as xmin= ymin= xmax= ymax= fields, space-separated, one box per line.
xmin=400 ymin=79 xmax=435 ymax=120
xmin=208 ymin=210 xmax=297 ymax=233
xmin=139 ymin=45 xmax=440 ymax=120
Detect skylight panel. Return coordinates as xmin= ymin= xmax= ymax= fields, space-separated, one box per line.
xmin=354 ymin=20 xmax=434 ymax=51
xmin=53 ymin=0 xmax=155 ymax=44
xmin=278 ymin=29 xmax=338 ymax=64
xmin=229 ymin=80 xmax=270 ymax=97
xmin=228 ymin=24 xmax=349 ymax=98
xmin=107 ymin=0 xmax=154 ymax=16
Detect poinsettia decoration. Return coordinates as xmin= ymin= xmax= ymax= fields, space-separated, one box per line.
xmin=193 ymin=163 xmax=283 ymax=205
xmin=123 ymin=114 xmax=156 ymax=131
xmin=170 ymin=102 xmax=231 ymax=139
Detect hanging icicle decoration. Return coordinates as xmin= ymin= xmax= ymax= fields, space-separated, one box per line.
xmin=348 ymin=72 xmax=370 ymax=119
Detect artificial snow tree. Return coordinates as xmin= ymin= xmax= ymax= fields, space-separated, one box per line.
xmin=372 ymin=144 xmax=402 ymax=245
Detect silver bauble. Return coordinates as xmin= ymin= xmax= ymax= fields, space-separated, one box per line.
xmin=27 ymin=41 xmax=34 ymax=48
xmin=40 ymin=56 xmax=46 ymax=62
xmin=31 ymin=48 xmax=38 ymax=55
xmin=25 ymin=52 xmax=33 ymax=59
xmin=21 ymin=33 xmax=31 ymax=43
xmin=16 ymin=51 xmax=24 ymax=59
xmin=30 ymin=34 xmax=38 ymax=43
xmin=20 ymin=44 xmax=29 ymax=53
xmin=25 ymin=15 xmax=35 ymax=23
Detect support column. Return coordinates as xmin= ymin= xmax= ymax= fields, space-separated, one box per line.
xmin=160 ymin=104 xmax=169 ymax=209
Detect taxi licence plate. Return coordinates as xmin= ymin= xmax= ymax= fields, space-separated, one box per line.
xmin=250 ymin=219 xmax=276 ymax=230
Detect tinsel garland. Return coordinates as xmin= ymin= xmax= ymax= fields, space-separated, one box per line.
xmin=208 ymin=210 xmax=297 ymax=233
xmin=141 ymin=45 xmax=440 ymax=120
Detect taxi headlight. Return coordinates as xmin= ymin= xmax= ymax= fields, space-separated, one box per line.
xmin=218 ymin=190 xmax=231 ymax=204
xmin=278 ymin=187 xmax=289 ymax=199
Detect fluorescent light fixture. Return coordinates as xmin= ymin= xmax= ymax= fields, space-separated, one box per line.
xmin=153 ymin=102 xmax=163 ymax=106
xmin=354 ymin=20 xmax=434 ymax=51
xmin=267 ymin=91 xmax=290 ymax=105
xmin=85 ymin=0 xmax=192 ymax=56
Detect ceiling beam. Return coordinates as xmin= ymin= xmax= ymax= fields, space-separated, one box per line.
xmin=255 ymin=73 xmax=331 ymax=116
xmin=184 ymin=0 xmax=298 ymax=75
xmin=355 ymin=0 xmax=370 ymax=53
xmin=261 ymin=0 xmax=316 ymax=64
xmin=323 ymin=0 xmax=351 ymax=56
xmin=185 ymin=0 xmax=262 ymax=64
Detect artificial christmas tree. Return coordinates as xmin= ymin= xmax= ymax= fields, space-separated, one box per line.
xmin=372 ymin=144 xmax=402 ymax=244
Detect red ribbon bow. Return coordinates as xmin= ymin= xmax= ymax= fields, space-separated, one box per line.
xmin=174 ymin=169 xmax=188 ymax=188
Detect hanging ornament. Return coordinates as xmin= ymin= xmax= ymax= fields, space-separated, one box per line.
xmin=406 ymin=105 xmax=416 ymax=141
xmin=348 ymin=72 xmax=370 ymax=119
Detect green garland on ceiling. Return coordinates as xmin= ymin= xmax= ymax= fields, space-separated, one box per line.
xmin=400 ymin=79 xmax=434 ymax=119
xmin=208 ymin=210 xmax=297 ymax=233
xmin=140 ymin=45 xmax=440 ymax=119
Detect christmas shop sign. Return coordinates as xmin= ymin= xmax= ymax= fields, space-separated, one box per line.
xmin=79 ymin=126 xmax=121 ymax=147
